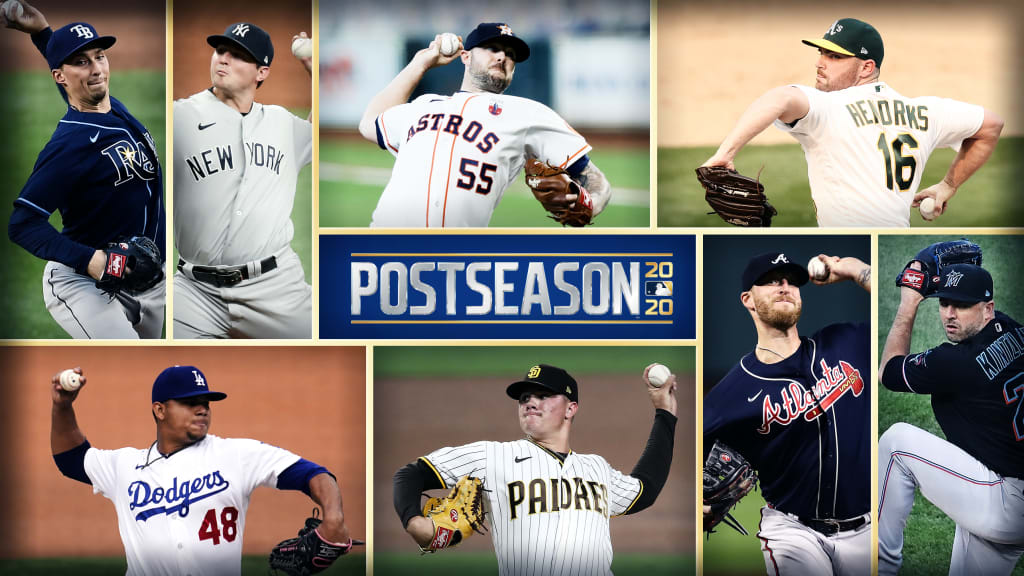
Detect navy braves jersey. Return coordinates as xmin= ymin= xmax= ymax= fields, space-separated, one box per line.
xmin=882 ymin=311 xmax=1024 ymax=479
xmin=704 ymin=322 xmax=871 ymax=519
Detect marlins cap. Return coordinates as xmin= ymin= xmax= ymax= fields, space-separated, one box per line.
xmin=152 ymin=366 xmax=228 ymax=403
xmin=506 ymin=364 xmax=578 ymax=403
xmin=930 ymin=264 xmax=993 ymax=303
xmin=802 ymin=18 xmax=884 ymax=68
xmin=46 ymin=22 xmax=116 ymax=70
xmin=741 ymin=252 xmax=810 ymax=292
xmin=207 ymin=22 xmax=274 ymax=66
xmin=464 ymin=22 xmax=530 ymax=62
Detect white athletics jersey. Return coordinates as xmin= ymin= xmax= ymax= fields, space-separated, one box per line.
xmin=173 ymin=90 xmax=312 ymax=265
xmin=84 ymin=434 xmax=300 ymax=576
xmin=774 ymin=82 xmax=983 ymax=227
xmin=422 ymin=438 xmax=642 ymax=576
xmin=371 ymin=92 xmax=591 ymax=227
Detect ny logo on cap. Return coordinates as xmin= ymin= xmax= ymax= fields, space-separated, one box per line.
xmin=528 ymin=365 xmax=541 ymax=379
xmin=944 ymin=270 xmax=964 ymax=288
xmin=771 ymin=254 xmax=789 ymax=264
xmin=232 ymin=23 xmax=250 ymax=37
xmin=827 ymin=20 xmax=843 ymax=36
xmin=192 ymin=370 xmax=207 ymax=387
xmin=70 ymin=24 xmax=95 ymax=39
xmin=499 ymin=24 xmax=513 ymax=36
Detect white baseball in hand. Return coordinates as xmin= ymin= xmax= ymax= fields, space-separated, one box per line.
xmin=648 ymin=364 xmax=671 ymax=388
xmin=291 ymin=37 xmax=312 ymax=59
xmin=807 ymin=256 xmax=829 ymax=281
xmin=2 ymin=0 xmax=24 ymax=21
xmin=59 ymin=369 xmax=81 ymax=392
xmin=919 ymin=197 xmax=937 ymax=220
xmin=439 ymin=33 xmax=460 ymax=57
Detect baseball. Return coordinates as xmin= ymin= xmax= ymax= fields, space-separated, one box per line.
xmin=2 ymin=0 xmax=24 ymax=21
xmin=291 ymin=36 xmax=312 ymax=60
xmin=919 ymin=197 xmax=937 ymax=220
xmin=648 ymin=364 xmax=671 ymax=388
xmin=59 ymin=369 xmax=81 ymax=392
xmin=807 ymin=256 xmax=829 ymax=281
xmin=439 ymin=33 xmax=460 ymax=57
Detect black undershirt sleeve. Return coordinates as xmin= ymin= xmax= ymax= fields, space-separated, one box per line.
xmin=625 ymin=408 xmax=677 ymax=514
xmin=393 ymin=458 xmax=445 ymax=528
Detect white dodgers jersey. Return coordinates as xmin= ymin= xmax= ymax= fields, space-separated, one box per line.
xmin=423 ymin=438 xmax=642 ymax=576
xmin=372 ymin=92 xmax=591 ymax=227
xmin=774 ymin=82 xmax=983 ymax=227
xmin=84 ymin=435 xmax=300 ymax=576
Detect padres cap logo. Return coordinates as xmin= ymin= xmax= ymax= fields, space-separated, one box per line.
xmin=528 ymin=365 xmax=542 ymax=379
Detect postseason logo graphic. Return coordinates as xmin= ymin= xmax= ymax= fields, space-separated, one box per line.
xmin=320 ymin=235 xmax=695 ymax=339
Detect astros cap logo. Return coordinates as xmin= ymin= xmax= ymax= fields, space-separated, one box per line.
xmin=499 ymin=24 xmax=513 ymax=36
xmin=528 ymin=365 xmax=542 ymax=379
xmin=232 ymin=23 xmax=250 ymax=37
xmin=70 ymin=24 xmax=94 ymax=39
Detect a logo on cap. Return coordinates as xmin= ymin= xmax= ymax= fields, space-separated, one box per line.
xmin=944 ymin=270 xmax=964 ymax=288
xmin=193 ymin=370 xmax=207 ymax=387
xmin=771 ymin=254 xmax=789 ymax=264
xmin=232 ymin=23 xmax=250 ymax=37
xmin=528 ymin=365 xmax=541 ymax=379
xmin=499 ymin=24 xmax=513 ymax=36
xmin=828 ymin=21 xmax=843 ymax=36
xmin=70 ymin=24 xmax=95 ymax=39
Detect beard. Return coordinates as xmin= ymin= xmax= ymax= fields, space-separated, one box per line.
xmin=754 ymin=295 xmax=802 ymax=330
xmin=469 ymin=56 xmax=512 ymax=93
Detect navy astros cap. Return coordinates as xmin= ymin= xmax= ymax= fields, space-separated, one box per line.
xmin=207 ymin=22 xmax=274 ymax=66
xmin=802 ymin=18 xmax=884 ymax=68
xmin=506 ymin=364 xmax=578 ymax=403
xmin=464 ymin=22 xmax=530 ymax=62
xmin=152 ymin=366 xmax=228 ymax=403
xmin=46 ymin=22 xmax=116 ymax=71
xmin=930 ymin=264 xmax=993 ymax=303
xmin=742 ymin=252 xmax=810 ymax=291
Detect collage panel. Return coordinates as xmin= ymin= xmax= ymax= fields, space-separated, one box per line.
xmin=318 ymin=0 xmax=650 ymax=228
xmin=878 ymin=234 xmax=1024 ymax=575
xmin=702 ymin=235 xmax=871 ymax=575
xmin=171 ymin=0 xmax=313 ymax=339
xmin=371 ymin=345 xmax=695 ymax=575
xmin=0 ymin=345 xmax=366 ymax=573
xmin=1 ymin=0 xmax=166 ymax=339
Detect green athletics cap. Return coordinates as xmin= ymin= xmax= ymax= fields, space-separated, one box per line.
xmin=802 ymin=18 xmax=884 ymax=68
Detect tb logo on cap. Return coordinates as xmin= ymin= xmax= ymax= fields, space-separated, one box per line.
xmin=771 ymin=254 xmax=790 ymax=264
xmin=70 ymin=24 xmax=95 ymax=39
xmin=192 ymin=370 xmax=207 ymax=387
xmin=232 ymin=23 xmax=250 ymax=37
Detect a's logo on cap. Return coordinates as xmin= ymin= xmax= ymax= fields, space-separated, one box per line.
xmin=944 ymin=270 xmax=964 ymax=288
xmin=770 ymin=254 xmax=789 ymax=264
xmin=192 ymin=370 xmax=207 ymax=388
xmin=232 ymin=23 xmax=250 ymax=37
xmin=70 ymin=24 xmax=95 ymax=39
xmin=528 ymin=365 xmax=541 ymax=379
xmin=860 ymin=47 xmax=869 ymax=55
xmin=827 ymin=21 xmax=843 ymax=36
xmin=498 ymin=24 xmax=513 ymax=36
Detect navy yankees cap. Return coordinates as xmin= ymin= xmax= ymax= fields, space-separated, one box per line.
xmin=207 ymin=22 xmax=274 ymax=66
xmin=464 ymin=22 xmax=530 ymax=62
xmin=152 ymin=366 xmax=228 ymax=403
xmin=742 ymin=252 xmax=810 ymax=291
xmin=802 ymin=18 xmax=884 ymax=68
xmin=507 ymin=364 xmax=578 ymax=403
xmin=930 ymin=264 xmax=993 ymax=303
xmin=46 ymin=22 xmax=116 ymax=71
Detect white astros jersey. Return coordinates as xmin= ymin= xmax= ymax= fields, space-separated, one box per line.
xmin=773 ymin=82 xmax=983 ymax=227
xmin=84 ymin=434 xmax=300 ymax=576
xmin=422 ymin=438 xmax=642 ymax=576
xmin=372 ymin=92 xmax=591 ymax=227
xmin=173 ymin=90 xmax=312 ymax=265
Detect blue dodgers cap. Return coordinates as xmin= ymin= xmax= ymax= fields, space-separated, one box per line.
xmin=464 ymin=22 xmax=530 ymax=62
xmin=506 ymin=364 xmax=578 ymax=403
xmin=152 ymin=366 xmax=228 ymax=403
xmin=46 ymin=22 xmax=116 ymax=70
xmin=207 ymin=22 xmax=274 ymax=66
xmin=930 ymin=264 xmax=993 ymax=303
xmin=741 ymin=252 xmax=810 ymax=291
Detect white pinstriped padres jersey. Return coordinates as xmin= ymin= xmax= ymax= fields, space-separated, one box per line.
xmin=773 ymin=82 xmax=983 ymax=227
xmin=84 ymin=434 xmax=300 ymax=576
xmin=372 ymin=92 xmax=591 ymax=227
xmin=422 ymin=438 xmax=642 ymax=576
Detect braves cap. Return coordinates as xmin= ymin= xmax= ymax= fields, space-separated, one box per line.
xmin=152 ymin=366 xmax=228 ymax=403
xmin=46 ymin=22 xmax=116 ymax=71
xmin=207 ymin=22 xmax=274 ymax=66
xmin=742 ymin=252 xmax=810 ymax=291
xmin=930 ymin=264 xmax=993 ymax=303
xmin=464 ymin=22 xmax=530 ymax=62
xmin=802 ymin=18 xmax=884 ymax=68
xmin=506 ymin=364 xmax=578 ymax=403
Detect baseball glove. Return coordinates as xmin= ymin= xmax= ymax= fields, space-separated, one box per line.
xmin=703 ymin=440 xmax=757 ymax=536
xmin=268 ymin=509 xmax=358 ymax=575
xmin=94 ymin=236 xmax=164 ymax=295
xmin=696 ymin=166 xmax=777 ymax=227
xmin=895 ymin=238 xmax=982 ymax=296
xmin=420 ymin=475 xmax=488 ymax=552
xmin=524 ymin=159 xmax=594 ymax=227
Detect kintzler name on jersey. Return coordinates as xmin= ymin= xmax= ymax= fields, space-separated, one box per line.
xmin=506 ymin=476 xmax=610 ymax=519
xmin=128 ymin=470 xmax=229 ymax=521
xmin=759 ymin=359 xmax=865 ymax=434
xmin=184 ymin=141 xmax=286 ymax=182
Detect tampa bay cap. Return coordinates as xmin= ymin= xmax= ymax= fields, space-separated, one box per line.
xmin=464 ymin=22 xmax=530 ymax=62
xmin=930 ymin=264 xmax=993 ymax=303
xmin=47 ymin=22 xmax=116 ymax=71
xmin=742 ymin=252 xmax=810 ymax=292
xmin=207 ymin=22 xmax=274 ymax=66
xmin=506 ymin=364 xmax=578 ymax=403
xmin=802 ymin=18 xmax=884 ymax=68
xmin=152 ymin=365 xmax=228 ymax=403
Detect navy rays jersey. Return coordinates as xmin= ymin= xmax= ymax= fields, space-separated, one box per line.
xmin=705 ymin=322 xmax=871 ymax=519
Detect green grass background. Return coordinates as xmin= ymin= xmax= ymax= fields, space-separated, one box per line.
xmin=658 ymin=138 xmax=1023 ymax=227
xmin=373 ymin=551 xmax=693 ymax=576
xmin=318 ymin=138 xmax=650 ymax=228
xmin=0 ymin=554 xmax=363 ymax=575
xmin=878 ymin=234 xmax=1024 ymax=575
xmin=702 ymin=489 xmax=768 ymax=575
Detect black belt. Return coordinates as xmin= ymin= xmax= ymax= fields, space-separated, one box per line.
xmin=800 ymin=515 xmax=868 ymax=536
xmin=178 ymin=256 xmax=277 ymax=288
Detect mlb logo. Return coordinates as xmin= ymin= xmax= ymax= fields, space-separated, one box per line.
xmin=645 ymin=281 xmax=672 ymax=297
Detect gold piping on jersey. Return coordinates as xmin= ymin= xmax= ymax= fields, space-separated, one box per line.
xmin=615 ymin=479 xmax=644 ymax=517
xmin=418 ymin=456 xmax=448 ymax=489
xmin=526 ymin=437 xmax=572 ymax=465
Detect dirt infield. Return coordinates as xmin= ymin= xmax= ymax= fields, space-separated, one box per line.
xmin=0 ymin=346 xmax=366 ymax=558
xmin=373 ymin=373 xmax=696 ymax=554
xmin=658 ymin=0 xmax=1021 ymax=146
